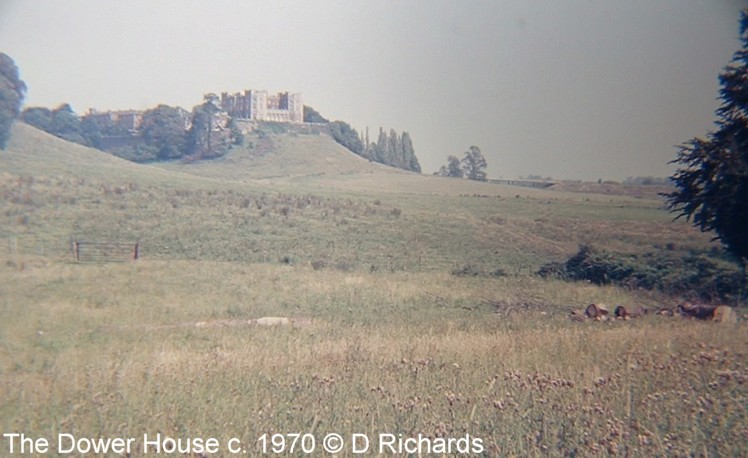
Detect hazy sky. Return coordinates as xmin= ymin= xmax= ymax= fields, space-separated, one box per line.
xmin=1 ymin=1 xmax=745 ymax=180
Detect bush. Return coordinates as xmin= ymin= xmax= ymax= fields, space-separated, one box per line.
xmin=537 ymin=261 xmax=567 ymax=280
xmin=564 ymin=245 xmax=657 ymax=287
xmin=539 ymin=245 xmax=743 ymax=302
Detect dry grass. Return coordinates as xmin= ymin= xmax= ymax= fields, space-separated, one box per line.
xmin=0 ymin=124 xmax=744 ymax=456
xmin=1 ymin=260 xmax=746 ymax=456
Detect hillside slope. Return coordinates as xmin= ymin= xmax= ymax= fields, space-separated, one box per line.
xmin=1 ymin=123 xmax=291 ymax=199
xmin=154 ymin=133 xmax=401 ymax=180
xmin=0 ymin=121 xmax=714 ymax=272
xmin=2 ymin=123 xmax=190 ymax=184
xmin=154 ymin=132 xmax=493 ymax=196
xmin=152 ymin=131 xmax=639 ymax=200
xmin=0 ymin=122 xmax=635 ymax=201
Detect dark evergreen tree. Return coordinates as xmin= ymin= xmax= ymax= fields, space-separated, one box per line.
xmin=666 ymin=10 xmax=748 ymax=283
xmin=374 ymin=127 xmax=387 ymax=164
xmin=401 ymin=132 xmax=421 ymax=172
xmin=387 ymin=129 xmax=400 ymax=167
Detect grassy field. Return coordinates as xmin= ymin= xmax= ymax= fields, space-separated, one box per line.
xmin=1 ymin=124 xmax=746 ymax=456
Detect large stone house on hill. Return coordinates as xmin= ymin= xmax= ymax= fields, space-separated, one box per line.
xmin=220 ymin=90 xmax=303 ymax=123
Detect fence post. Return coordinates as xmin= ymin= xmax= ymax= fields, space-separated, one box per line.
xmin=74 ymin=241 xmax=80 ymax=262
xmin=134 ymin=242 xmax=140 ymax=260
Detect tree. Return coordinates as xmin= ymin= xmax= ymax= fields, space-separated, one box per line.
xmin=665 ymin=10 xmax=748 ymax=286
xmin=461 ymin=146 xmax=488 ymax=181
xmin=21 ymin=107 xmax=54 ymax=132
xmin=50 ymin=104 xmax=86 ymax=145
xmin=0 ymin=53 xmax=26 ymax=149
xmin=437 ymin=155 xmax=463 ymax=178
xmin=329 ymin=120 xmax=364 ymax=155
xmin=187 ymin=94 xmax=226 ymax=159
xmin=140 ymin=104 xmax=187 ymax=160
xmin=386 ymin=129 xmax=400 ymax=167
xmin=303 ymin=105 xmax=328 ymax=123
xmin=227 ymin=117 xmax=244 ymax=146
xmin=22 ymin=103 xmax=91 ymax=145
xmin=80 ymin=114 xmax=103 ymax=148
xmin=401 ymin=131 xmax=421 ymax=173
xmin=329 ymin=122 xmax=422 ymax=172
xmin=373 ymin=128 xmax=387 ymax=164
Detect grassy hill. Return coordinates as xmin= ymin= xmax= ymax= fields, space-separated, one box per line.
xmin=1 ymin=122 xmax=714 ymax=271
xmin=3 ymin=123 xmax=191 ymax=184
xmin=1 ymin=122 xmax=745 ymax=456
xmin=155 ymin=132 xmax=393 ymax=181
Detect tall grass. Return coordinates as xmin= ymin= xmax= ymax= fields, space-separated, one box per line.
xmin=1 ymin=125 xmax=744 ymax=456
xmin=1 ymin=260 xmax=745 ymax=455
xmin=0 ymin=170 xmax=712 ymax=274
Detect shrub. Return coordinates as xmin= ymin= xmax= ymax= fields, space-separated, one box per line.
xmin=537 ymin=261 xmax=567 ymax=280
xmin=539 ymin=245 xmax=743 ymax=302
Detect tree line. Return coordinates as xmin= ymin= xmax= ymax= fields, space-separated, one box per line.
xmin=322 ymin=119 xmax=421 ymax=173
xmin=435 ymin=146 xmax=488 ymax=181
xmin=19 ymin=94 xmax=243 ymax=162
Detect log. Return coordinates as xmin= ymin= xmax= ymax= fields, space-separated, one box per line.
xmin=713 ymin=306 xmax=737 ymax=324
xmin=614 ymin=305 xmax=629 ymax=319
xmin=585 ymin=303 xmax=609 ymax=319
xmin=677 ymin=303 xmax=718 ymax=320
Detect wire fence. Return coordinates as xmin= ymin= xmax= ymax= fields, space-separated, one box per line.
xmin=4 ymin=236 xmax=540 ymax=273
xmin=72 ymin=241 xmax=140 ymax=262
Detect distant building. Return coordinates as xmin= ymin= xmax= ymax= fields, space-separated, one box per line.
xmin=85 ymin=109 xmax=143 ymax=133
xmin=85 ymin=107 xmax=193 ymax=133
xmin=220 ymin=90 xmax=303 ymax=123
